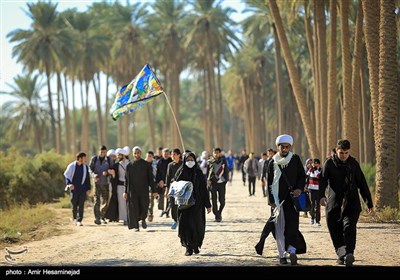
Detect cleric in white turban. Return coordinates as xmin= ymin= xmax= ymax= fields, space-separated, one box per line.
xmin=260 ymin=133 xmax=307 ymax=266
xmin=275 ymin=134 xmax=293 ymax=146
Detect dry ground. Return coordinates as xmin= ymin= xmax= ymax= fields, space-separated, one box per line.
xmin=1 ymin=173 xmax=399 ymax=268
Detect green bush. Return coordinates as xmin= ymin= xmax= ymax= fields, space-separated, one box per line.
xmin=0 ymin=147 xmax=73 ymax=210
xmin=361 ymin=163 xmax=376 ymax=194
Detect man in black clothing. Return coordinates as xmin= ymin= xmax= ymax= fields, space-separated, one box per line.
xmin=123 ymin=146 xmax=157 ymax=231
xmin=165 ymin=148 xmax=183 ymax=229
xmin=320 ymin=139 xmax=373 ymax=266
xmin=155 ymin=148 xmax=172 ymax=216
xmin=267 ymin=134 xmax=306 ymax=265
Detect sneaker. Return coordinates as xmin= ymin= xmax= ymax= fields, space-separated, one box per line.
xmin=345 ymin=253 xmax=355 ymax=267
xmin=171 ymin=222 xmax=177 ymax=229
xmin=193 ymin=247 xmax=200 ymax=254
xmin=336 ymin=257 xmax=345 ymax=265
xmin=315 ymin=222 xmax=321 ymax=227
xmin=310 ymin=219 xmax=315 ymax=225
xmin=134 ymin=228 xmax=139 ymax=232
xmin=289 ymin=253 xmax=298 ymax=265
xmin=76 ymin=221 xmax=82 ymax=226
xmin=279 ymin=257 xmax=288 ymax=265
xmin=101 ymin=218 xmax=107 ymax=225
xmin=141 ymin=220 xmax=147 ymax=229
xmin=148 ymin=215 xmax=153 ymax=222
xmin=94 ymin=219 xmax=101 ymax=225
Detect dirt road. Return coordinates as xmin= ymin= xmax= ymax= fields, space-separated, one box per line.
xmin=2 ymin=173 xmax=399 ymax=267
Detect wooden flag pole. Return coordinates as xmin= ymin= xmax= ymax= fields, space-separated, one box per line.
xmin=162 ymin=92 xmax=185 ymax=152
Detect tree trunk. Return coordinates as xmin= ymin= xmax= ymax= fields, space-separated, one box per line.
xmin=56 ymin=73 xmax=62 ymax=153
xmin=71 ymin=79 xmax=77 ymax=153
xmin=268 ymin=0 xmax=320 ymax=157
xmin=349 ymin=0 xmax=364 ymax=161
xmin=340 ymin=0 xmax=353 ymax=147
xmin=362 ymin=0 xmax=380 ymax=152
xmin=273 ymin=24 xmax=284 ymax=134
xmin=315 ymin=0 xmax=328 ymax=159
xmin=93 ymin=73 xmax=103 ymax=145
xmin=375 ymin=0 xmax=399 ymax=210
xmin=46 ymin=68 xmax=57 ymax=150
xmin=327 ymin=0 xmax=338 ymax=157
xmin=63 ymin=74 xmax=71 ymax=154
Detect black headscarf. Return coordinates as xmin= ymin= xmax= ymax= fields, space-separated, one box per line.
xmin=174 ymin=151 xmax=199 ymax=182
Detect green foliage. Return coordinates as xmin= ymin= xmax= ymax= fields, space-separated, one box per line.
xmin=0 ymin=147 xmax=70 ymax=210
xmin=0 ymin=202 xmax=55 ymax=244
xmin=361 ymin=163 xmax=376 ymax=193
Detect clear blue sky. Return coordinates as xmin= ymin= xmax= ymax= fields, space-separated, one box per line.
xmin=0 ymin=0 xmax=247 ymax=106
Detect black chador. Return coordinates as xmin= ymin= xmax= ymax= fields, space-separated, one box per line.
xmin=175 ymin=152 xmax=211 ymax=254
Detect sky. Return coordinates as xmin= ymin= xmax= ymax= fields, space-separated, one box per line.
xmin=0 ymin=0 xmax=247 ymax=106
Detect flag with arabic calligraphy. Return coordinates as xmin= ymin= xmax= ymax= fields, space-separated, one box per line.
xmin=110 ymin=64 xmax=164 ymax=121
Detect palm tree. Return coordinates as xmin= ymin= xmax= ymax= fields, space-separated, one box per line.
xmin=267 ymin=0 xmax=319 ymax=157
xmin=362 ymin=0 xmax=380 ymax=160
xmin=185 ymin=0 xmax=240 ymax=149
xmin=326 ymin=0 xmax=338 ymax=158
xmin=374 ymin=0 xmax=399 ymax=210
xmin=108 ymin=2 xmax=149 ymax=146
xmin=146 ymin=0 xmax=187 ymax=150
xmin=1 ymin=74 xmax=46 ymax=152
xmin=7 ymin=2 xmax=73 ymax=152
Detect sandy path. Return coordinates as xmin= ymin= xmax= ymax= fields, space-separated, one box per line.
xmin=2 ymin=173 xmax=399 ymax=267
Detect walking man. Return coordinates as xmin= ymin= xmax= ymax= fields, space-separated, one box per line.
xmin=89 ymin=145 xmax=113 ymax=225
xmin=320 ymin=139 xmax=373 ymax=266
xmin=124 ymin=146 xmax=158 ymax=231
xmin=207 ymin=147 xmax=229 ymax=222
xmin=267 ymin=134 xmax=306 ymax=265
xmin=64 ymin=152 xmax=91 ymax=226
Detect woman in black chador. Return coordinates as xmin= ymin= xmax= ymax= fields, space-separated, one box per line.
xmin=174 ymin=152 xmax=211 ymax=256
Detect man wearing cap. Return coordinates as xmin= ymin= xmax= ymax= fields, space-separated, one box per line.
xmin=123 ymin=146 xmax=158 ymax=231
xmin=266 ymin=134 xmax=306 ymax=265
xmin=319 ymin=139 xmax=373 ymax=266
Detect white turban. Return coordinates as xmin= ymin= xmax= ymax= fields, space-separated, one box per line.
xmin=116 ymin=148 xmax=128 ymax=156
xmin=132 ymin=146 xmax=142 ymax=152
xmin=106 ymin=149 xmax=116 ymax=156
xmin=123 ymin=146 xmax=130 ymax=153
xmin=275 ymin=134 xmax=293 ymax=146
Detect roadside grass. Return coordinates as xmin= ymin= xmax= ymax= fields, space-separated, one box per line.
xmin=0 ymin=195 xmax=72 ymax=249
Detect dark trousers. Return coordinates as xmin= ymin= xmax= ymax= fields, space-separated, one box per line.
xmin=309 ymin=189 xmax=320 ymax=223
xmin=326 ymin=208 xmax=360 ymax=255
xmin=127 ymin=193 xmax=150 ymax=229
xmin=228 ymin=168 xmax=233 ymax=183
xmin=210 ymin=183 xmax=226 ymax=219
xmin=71 ymin=191 xmax=86 ymax=222
xmin=241 ymin=166 xmax=246 ymax=185
xmin=248 ymin=176 xmax=256 ymax=195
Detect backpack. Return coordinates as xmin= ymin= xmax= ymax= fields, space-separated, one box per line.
xmin=92 ymin=155 xmax=112 ymax=168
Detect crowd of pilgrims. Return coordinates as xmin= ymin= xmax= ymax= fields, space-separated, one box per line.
xmin=64 ymin=138 xmax=372 ymax=265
